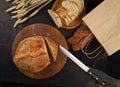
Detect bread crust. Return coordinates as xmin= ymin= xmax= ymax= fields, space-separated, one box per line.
xmin=67 ymin=24 xmax=94 ymax=51
xmin=48 ymin=9 xmax=62 ymax=28
xmin=13 ymin=36 xmax=50 ymax=73
xmin=45 ymin=37 xmax=58 ymax=62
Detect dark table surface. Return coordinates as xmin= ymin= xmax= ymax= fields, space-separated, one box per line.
xmin=0 ymin=0 xmax=120 ymax=87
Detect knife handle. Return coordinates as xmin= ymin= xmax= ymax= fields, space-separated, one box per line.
xmin=88 ymin=70 xmax=106 ymax=86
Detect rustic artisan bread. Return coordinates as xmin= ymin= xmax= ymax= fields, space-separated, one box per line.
xmin=13 ymin=36 xmax=58 ymax=73
xmin=67 ymin=24 xmax=94 ymax=51
xmin=45 ymin=37 xmax=58 ymax=62
xmin=48 ymin=0 xmax=84 ymax=29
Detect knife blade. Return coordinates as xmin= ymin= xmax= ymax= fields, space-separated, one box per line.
xmin=59 ymin=45 xmax=106 ymax=86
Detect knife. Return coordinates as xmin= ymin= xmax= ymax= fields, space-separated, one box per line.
xmin=59 ymin=45 xmax=106 ymax=86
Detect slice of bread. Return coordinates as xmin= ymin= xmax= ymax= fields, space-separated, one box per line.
xmin=56 ymin=7 xmax=73 ymax=26
xmin=45 ymin=37 xmax=58 ymax=62
xmin=61 ymin=0 xmax=80 ymax=17
xmin=13 ymin=36 xmax=50 ymax=73
xmin=70 ymin=0 xmax=84 ymax=11
xmin=58 ymin=7 xmax=77 ymax=21
xmin=48 ymin=9 xmax=62 ymax=28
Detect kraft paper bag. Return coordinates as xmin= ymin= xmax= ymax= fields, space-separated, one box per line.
xmin=82 ymin=0 xmax=120 ymax=56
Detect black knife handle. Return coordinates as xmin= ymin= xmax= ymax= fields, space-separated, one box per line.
xmin=88 ymin=70 xmax=106 ymax=86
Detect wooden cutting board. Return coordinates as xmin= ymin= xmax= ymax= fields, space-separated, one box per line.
xmin=12 ymin=23 xmax=68 ymax=79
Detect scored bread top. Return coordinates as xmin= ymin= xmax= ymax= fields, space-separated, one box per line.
xmin=45 ymin=37 xmax=58 ymax=62
xmin=13 ymin=36 xmax=58 ymax=73
xmin=13 ymin=36 xmax=50 ymax=73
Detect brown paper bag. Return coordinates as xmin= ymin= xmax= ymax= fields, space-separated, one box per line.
xmin=82 ymin=0 xmax=120 ymax=56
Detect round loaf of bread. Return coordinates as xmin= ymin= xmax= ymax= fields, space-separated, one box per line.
xmin=12 ymin=23 xmax=68 ymax=79
xmin=13 ymin=36 xmax=58 ymax=73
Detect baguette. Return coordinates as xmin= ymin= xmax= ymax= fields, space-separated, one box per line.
xmin=68 ymin=24 xmax=94 ymax=51
xmin=72 ymin=34 xmax=94 ymax=51
xmin=68 ymin=24 xmax=90 ymax=44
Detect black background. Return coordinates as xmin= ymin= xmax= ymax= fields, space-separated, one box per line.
xmin=0 ymin=0 xmax=120 ymax=87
